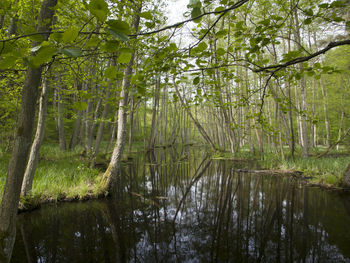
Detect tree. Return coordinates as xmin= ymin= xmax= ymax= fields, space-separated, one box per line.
xmin=0 ymin=0 xmax=57 ymax=261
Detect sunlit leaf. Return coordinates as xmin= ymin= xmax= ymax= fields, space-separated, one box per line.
xmin=117 ymin=52 xmax=132 ymax=63
xmin=140 ymin=11 xmax=153 ymax=20
xmin=106 ymin=20 xmax=131 ymax=35
xmin=62 ymin=26 xmax=79 ymax=43
xmin=104 ymin=66 xmax=117 ymax=78
xmin=106 ymin=28 xmax=129 ymax=42
xmin=60 ymin=47 xmax=82 ymax=57
xmin=89 ymin=0 xmax=109 ymax=22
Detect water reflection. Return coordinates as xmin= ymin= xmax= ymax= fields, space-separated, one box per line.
xmin=11 ymin=148 xmax=350 ymax=262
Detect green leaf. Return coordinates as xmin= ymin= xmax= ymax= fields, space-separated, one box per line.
xmin=216 ymin=47 xmax=226 ymax=56
xmin=193 ymin=76 xmax=200 ymax=85
xmin=319 ymin=3 xmax=329 ymax=8
xmin=29 ymin=33 xmax=44 ymax=43
xmin=140 ymin=11 xmax=153 ymax=20
xmin=0 ymin=55 xmax=18 ymax=69
xmin=191 ymin=7 xmax=202 ymax=20
xmin=101 ymin=40 xmax=120 ymax=52
xmin=106 ymin=28 xmax=129 ymax=42
xmin=214 ymin=6 xmax=225 ymax=12
xmin=49 ymin=32 xmax=63 ymax=42
xmin=216 ymin=29 xmax=228 ymax=38
xmin=86 ymin=36 xmax=100 ymax=47
xmin=117 ymin=52 xmax=132 ymax=63
xmin=60 ymin=47 xmax=82 ymax=57
xmin=30 ymin=45 xmax=57 ymax=67
xmin=62 ymin=26 xmax=79 ymax=43
xmin=196 ymin=42 xmax=208 ymax=52
xmin=106 ymin=20 xmax=131 ymax=35
xmin=104 ymin=66 xmax=117 ymax=79
xmin=304 ymin=18 xmax=312 ymax=25
xmin=188 ymin=0 xmax=201 ymax=8
xmin=332 ymin=16 xmax=344 ymax=22
xmin=73 ymin=101 xmax=88 ymax=111
xmin=0 ymin=42 xmax=16 ymax=55
xmin=89 ymin=0 xmax=109 ymax=22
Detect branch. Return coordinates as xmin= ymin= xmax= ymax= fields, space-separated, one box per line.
xmin=131 ymin=0 xmax=249 ymax=37
xmin=254 ymin=39 xmax=350 ymax=73
xmin=0 ymin=0 xmax=249 ymax=43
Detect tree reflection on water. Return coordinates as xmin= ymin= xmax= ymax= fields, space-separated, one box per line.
xmin=10 ymin=149 xmax=350 ymax=262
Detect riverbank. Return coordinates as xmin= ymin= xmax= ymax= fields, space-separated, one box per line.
xmin=212 ymin=147 xmax=350 ymax=190
xmin=1 ymin=144 xmax=350 ymax=213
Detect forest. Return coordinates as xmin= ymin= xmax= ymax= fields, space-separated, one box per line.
xmin=0 ymin=0 xmax=350 ymax=262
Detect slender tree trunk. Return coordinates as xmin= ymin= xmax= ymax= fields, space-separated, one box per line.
xmin=21 ymin=74 xmax=50 ymax=196
xmin=293 ymin=8 xmax=309 ymax=157
xmin=69 ymin=110 xmax=83 ymax=149
xmin=149 ymin=77 xmax=160 ymax=149
xmin=320 ymin=81 xmax=330 ymax=147
xmin=69 ymin=78 xmax=83 ymax=149
xmin=337 ymin=108 xmax=345 ymax=150
xmin=57 ymin=86 xmax=66 ymax=150
xmin=106 ymin=110 xmax=118 ymax=153
xmin=0 ymin=0 xmax=57 ymax=261
xmin=103 ymin=11 xmax=141 ymax=194
xmin=91 ymin=85 xmax=111 ymax=165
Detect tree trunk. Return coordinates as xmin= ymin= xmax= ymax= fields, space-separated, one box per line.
xmin=69 ymin=78 xmax=83 ymax=149
xmin=149 ymin=77 xmax=160 ymax=149
xmin=57 ymin=86 xmax=66 ymax=150
xmin=21 ymin=74 xmax=50 ymax=196
xmin=173 ymin=77 xmax=218 ymax=151
xmin=0 ymin=0 xmax=57 ymax=261
xmin=91 ymin=85 xmax=111 ymax=165
xmin=293 ymin=8 xmax=309 ymax=157
xmin=320 ymin=81 xmax=330 ymax=147
xmin=103 ymin=11 xmax=141 ymax=194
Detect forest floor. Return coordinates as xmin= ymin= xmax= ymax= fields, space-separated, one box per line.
xmin=0 ymin=143 xmax=350 ymax=212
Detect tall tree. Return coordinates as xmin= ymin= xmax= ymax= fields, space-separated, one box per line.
xmin=0 ymin=0 xmax=57 ymax=261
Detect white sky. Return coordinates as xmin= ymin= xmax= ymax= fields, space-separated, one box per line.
xmin=165 ymin=0 xmax=195 ymax=48
xmin=166 ymin=0 xmax=189 ymax=25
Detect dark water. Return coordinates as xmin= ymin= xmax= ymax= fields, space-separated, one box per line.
xmin=10 ymin=149 xmax=350 ymax=262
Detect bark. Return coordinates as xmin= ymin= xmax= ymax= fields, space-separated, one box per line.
xmin=336 ymin=108 xmax=344 ymax=150
xmin=0 ymin=0 xmax=57 ymax=261
xmin=91 ymin=85 xmax=111 ymax=164
xmin=103 ymin=11 xmax=141 ymax=194
xmin=149 ymin=77 xmax=161 ymax=149
xmin=57 ymin=86 xmax=66 ymax=150
xmin=21 ymin=75 xmax=49 ymax=196
xmin=293 ymin=8 xmax=309 ymax=157
xmin=106 ymin=110 xmax=118 ymax=153
xmin=69 ymin=78 xmax=83 ymax=149
xmin=320 ymin=81 xmax=330 ymax=147
xmin=69 ymin=110 xmax=83 ymax=149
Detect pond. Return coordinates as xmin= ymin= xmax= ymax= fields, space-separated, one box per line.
xmin=10 ymin=148 xmax=350 ymax=262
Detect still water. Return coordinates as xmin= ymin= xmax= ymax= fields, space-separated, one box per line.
xmin=10 ymin=149 xmax=350 ymax=262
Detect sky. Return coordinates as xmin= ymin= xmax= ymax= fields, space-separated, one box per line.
xmin=165 ymin=0 xmax=195 ymax=48
xmin=166 ymin=0 xmax=189 ymax=25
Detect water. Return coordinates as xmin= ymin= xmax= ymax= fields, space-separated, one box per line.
xmin=10 ymin=149 xmax=350 ymax=262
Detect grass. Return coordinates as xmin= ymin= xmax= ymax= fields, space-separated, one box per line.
xmin=0 ymin=143 xmax=107 ymax=206
xmin=211 ymin=146 xmax=350 ymax=187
